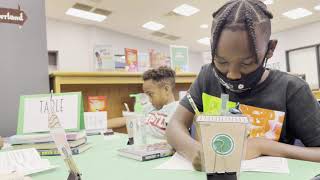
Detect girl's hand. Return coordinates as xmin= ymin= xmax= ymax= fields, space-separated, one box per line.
xmin=245 ymin=137 xmax=265 ymax=160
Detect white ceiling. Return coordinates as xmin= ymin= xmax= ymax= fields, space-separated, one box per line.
xmin=45 ymin=0 xmax=320 ymax=52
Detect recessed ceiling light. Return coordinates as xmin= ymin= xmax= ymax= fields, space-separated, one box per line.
xmin=66 ymin=8 xmax=107 ymax=22
xmin=282 ymin=8 xmax=312 ymax=20
xmin=173 ymin=4 xmax=200 ymax=17
xmin=142 ymin=21 xmax=164 ymax=31
xmin=315 ymin=5 xmax=320 ymax=11
xmin=263 ymin=0 xmax=273 ymax=5
xmin=200 ymin=24 xmax=209 ymax=29
xmin=197 ymin=37 xmax=210 ymax=46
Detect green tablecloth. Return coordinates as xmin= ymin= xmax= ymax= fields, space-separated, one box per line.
xmin=30 ymin=134 xmax=320 ymax=180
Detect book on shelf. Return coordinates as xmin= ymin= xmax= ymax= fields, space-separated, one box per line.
xmin=94 ymin=45 xmax=115 ymax=71
xmin=125 ymin=48 xmax=138 ymax=72
xmin=87 ymin=96 xmax=107 ymax=112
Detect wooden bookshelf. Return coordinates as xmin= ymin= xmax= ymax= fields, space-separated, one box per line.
xmin=50 ymin=71 xmax=197 ymax=132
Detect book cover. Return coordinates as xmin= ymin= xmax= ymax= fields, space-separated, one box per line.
xmin=138 ymin=52 xmax=150 ymax=72
xmin=114 ymin=54 xmax=126 ymax=71
xmin=94 ymin=45 xmax=115 ymax=71
xmin=118 ymin=142 xmax=174 ymax=161
xmin=149 ymin=49 xmax=169 ymax=69
xmin=87 ymin=96 xmax=107 ymax=112
xmin=125 ymin=48 xmax=138 ymax=72
xmin=239 ymin=104 xmax=285 ymax=141
xmin=170 ymin=45 xmax=189 ymax=72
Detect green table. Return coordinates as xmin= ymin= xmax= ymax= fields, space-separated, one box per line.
xmin=31 ymin=134 xmax=320 ymax=180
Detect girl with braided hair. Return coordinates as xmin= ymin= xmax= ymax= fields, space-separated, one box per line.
xmin=167 ymin=0 xmax=320 ymax=171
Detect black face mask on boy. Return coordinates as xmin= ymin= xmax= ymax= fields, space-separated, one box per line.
xmin=212 ymin=47 xmax=269 ymax=94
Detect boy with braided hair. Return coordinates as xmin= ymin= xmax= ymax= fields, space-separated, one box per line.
xmin=167 ymin=0 xmax=320 ymax=170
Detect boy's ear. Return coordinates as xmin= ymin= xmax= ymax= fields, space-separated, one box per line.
xmin=164 ymin=84 xmax=171 ymax=93
xmin=266 ymin=39 xmax=278 ymax=59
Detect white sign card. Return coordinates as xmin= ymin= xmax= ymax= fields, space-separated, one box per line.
xmin=17 ymin=92 xmax=84 ymax=134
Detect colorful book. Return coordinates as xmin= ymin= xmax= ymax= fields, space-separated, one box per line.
xmin=149 ymin=49 xmax=169 ymax=69
xmin=170 ymin=45 xmax=189 ymax=72
xmin=239 ymin=104 xmax=285 ymax=141
xmin=94 ymin=45 xmax=115 ymax=71
xmin=37 ymin=143 xmax=92 ymax=156
xmin=12 ymin=138 xmax=87 ymax=150
xmin=125 ymin=48 xmax=138 ymax=72
xmin=138 ymin=52 xmax=150 ymax=72
xmin=115 ymin=54 xmax=126 ymax=71
xmin=87 ymin=96 xmax=107 ymax=112
xmin=118 ymin=142 xmax=174 ymax=161
xmin=9 ymin=130 xmax=86 ymax=145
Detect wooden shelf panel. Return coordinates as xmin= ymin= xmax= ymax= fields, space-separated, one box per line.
xmin=50 ymin=71 xmax=197 ymax=133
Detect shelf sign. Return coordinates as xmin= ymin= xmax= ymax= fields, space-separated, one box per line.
xmin=0 ymin=5 xmax=28 ymax=27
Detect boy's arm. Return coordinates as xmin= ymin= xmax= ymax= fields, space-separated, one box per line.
xmin=247 ymin=137 xmax=320 ymax=162
xmin=166 ymin=105 xmax=202 ymax=170
xmin=108 ymin=117 xmax=126 ymax=129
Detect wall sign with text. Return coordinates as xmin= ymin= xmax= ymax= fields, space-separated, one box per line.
xmin=0 ymin=5 xmax=28 ymax=27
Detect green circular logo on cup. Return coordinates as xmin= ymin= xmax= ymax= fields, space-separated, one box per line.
xmin=212 ymin=134 xmax=234 ymax=156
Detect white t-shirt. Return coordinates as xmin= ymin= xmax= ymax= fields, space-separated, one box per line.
xmin=143 ymin=101 xmax=179 ymax=139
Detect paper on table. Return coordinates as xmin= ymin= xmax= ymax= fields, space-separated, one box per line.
xmin=0 ymin=148 xmax=57 ymax=176
xmin=0 ymin=172 xmax=32 ymax=180
xmin=156 ymin=153 xmax=289 ymax=174
xmin=155 ymin=153 xmax=195 ymax=171
xmin=84 ymin=112 xmax=107 ymax=131
xmin=241 ymin=156 xmax=289 ymax=174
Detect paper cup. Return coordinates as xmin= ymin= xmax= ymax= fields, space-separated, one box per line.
xmin=123 ymin=111 xmax=137 ymax=139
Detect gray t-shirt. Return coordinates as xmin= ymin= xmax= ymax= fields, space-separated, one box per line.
xmin=180 ymin=64 xmax=320 ymax=147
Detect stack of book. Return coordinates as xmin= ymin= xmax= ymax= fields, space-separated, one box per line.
xmin=9 ymin=131 xmax=91 ymax=156
xmin=118 ymin=142 xmax=174 ymax=161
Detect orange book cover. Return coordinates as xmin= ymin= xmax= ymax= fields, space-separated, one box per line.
xmin=239 ymin=104 xmax=285 ymax=141
xmin=125 ymin=48 xmax=138 ymax=72
xmin=87 ymin=96 xmax=107 ymax=112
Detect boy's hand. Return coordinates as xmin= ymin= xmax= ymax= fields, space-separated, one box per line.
xmin=191 ymin=143 xmax=202 ymax=171
xmin=0 ymin=136 xmax=3 ymax=149
xmin=245 ymin=137 xmax=265 ymax=160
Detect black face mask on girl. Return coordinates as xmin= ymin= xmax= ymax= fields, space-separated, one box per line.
xmin=212 ymin=48 xmax=269 ymax=93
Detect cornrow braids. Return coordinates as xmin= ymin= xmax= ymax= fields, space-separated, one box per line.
xmin=211 ymin=0 xmax=273 ymax=64
xmin=249 ymin=0 xmax=273 ymax=19
xmin=211 ymin=1 xmax=240 ymax=59
xmin=142 ymin=66 xmax=176 ymax=89
xmin=244 ymin=2 xmax=259 ymax=62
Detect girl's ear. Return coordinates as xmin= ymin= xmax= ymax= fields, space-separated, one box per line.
xmin=266 ymin=40 xmax=278 ymax=59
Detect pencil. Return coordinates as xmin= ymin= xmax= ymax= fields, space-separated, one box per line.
xmin=187 ymin=93 xmax=200 ymax=115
